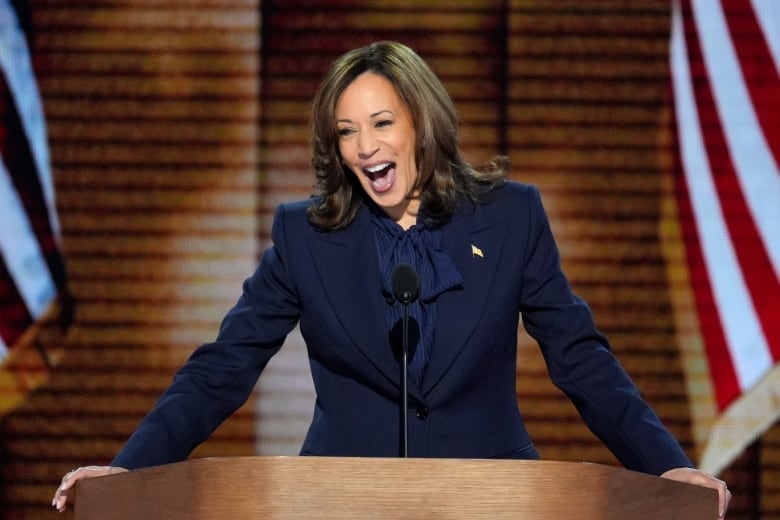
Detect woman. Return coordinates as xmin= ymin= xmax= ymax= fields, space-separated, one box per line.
xmin=53 ymin=41 xmax=730 ymax=516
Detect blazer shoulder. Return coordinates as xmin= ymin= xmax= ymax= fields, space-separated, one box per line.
xmin=473 ymin=180 xmax=544 ymax=221
xmin=492 ymin=180 xmax=540 ymax=203
xmin=267 ymin=198 xmax=320 ymax=251
xmin=272 ymin=198 xmax=318 ymax=231
xmin=276 ymin=198 xmax=313 ymax=219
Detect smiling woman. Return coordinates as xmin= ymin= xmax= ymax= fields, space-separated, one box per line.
xmin=53 ymin=40 xmax=729 ymax=518
xmin=335 ymin=72 xmax=422 ymax=228
xmin=307 ymin=41 xmax=507 ymax=232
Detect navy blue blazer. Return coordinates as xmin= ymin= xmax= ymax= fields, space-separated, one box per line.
xmin=112 ymin=181 xmax=692 ymax=475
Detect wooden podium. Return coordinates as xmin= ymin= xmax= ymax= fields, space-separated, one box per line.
xmin=74 ymin=456 xmax=717 ymax=519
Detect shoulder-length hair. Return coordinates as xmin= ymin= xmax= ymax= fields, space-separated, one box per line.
xmin=307 ymin=41 xmax=507 ymax=230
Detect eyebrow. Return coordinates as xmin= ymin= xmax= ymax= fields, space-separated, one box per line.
xmin=336 ymin=109 xmax=395 ymax=124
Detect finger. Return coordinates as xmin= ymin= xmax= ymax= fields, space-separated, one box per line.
xmin=719 ymin=485 xmax=731 ymax=519
xmin=52 ymin=486 xmax=68 ymax=510
xmin=52 ymin=487 xmax=69 ymax=512
xmin=52 ymin=468 xmax=80 ymax=510
xmin=52 ymin=480 xmax=66 ymax=506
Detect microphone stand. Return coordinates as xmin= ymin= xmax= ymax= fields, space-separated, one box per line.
xmin=400 ymin=293 xmax=410 ymax=458
xmin=391 ymin=263 xmax=419 ymax=459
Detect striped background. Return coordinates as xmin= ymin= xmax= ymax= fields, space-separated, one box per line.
xmin=0 ymin=1 xmax=774 ymax=518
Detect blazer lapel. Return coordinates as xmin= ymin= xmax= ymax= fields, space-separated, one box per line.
xmin=306 ymin=207 xmax=402 ymax=389
xmin=422 ymin=202 xmax=507 ymax=395
xmin=305 ymin=201 xmax=506 ymax=401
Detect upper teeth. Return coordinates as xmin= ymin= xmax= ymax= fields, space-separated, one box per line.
xmin=366 ymin=163 xmax=391 ymax=173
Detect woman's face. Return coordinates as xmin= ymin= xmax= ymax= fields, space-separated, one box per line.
xmin=335 ymin=72 xmax=419 ymax=228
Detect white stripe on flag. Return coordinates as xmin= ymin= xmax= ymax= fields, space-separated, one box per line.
xmin=751 ymin=0 xmax=780 ymax=73
xmin=0 ymin=1 xmax=60 ymax=241
xmin=671 ymin=1 xmax=772 ymax=391
xmin=0 ymin=160 xmax=56 ymax=320
xmin=693 ymin=0 xmax=780 ymax=280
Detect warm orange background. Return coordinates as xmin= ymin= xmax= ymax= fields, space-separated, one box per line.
xmin=0 ymin=1 xmax=771 ymax=518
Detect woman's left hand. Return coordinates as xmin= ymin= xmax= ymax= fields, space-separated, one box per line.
xmin=661 ymin=467 xmax=731 ymax=518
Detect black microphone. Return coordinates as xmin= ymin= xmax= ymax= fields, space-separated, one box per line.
xmin=391 ymin=263 xmax=420 ymax=458
xmin=392 ymin=263 xmax=420 ymax=305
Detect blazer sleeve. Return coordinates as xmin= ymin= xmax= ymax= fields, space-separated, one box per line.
xmin=516 ymin=185 xmax=693 ymax=475
xmin=111 ymin=203 xmax=302 ymax=469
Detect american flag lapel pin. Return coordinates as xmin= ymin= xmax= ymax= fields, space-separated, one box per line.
xmin=471 ymin=244 xmax=484 ymax=258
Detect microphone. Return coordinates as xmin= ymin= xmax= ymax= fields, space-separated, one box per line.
xmin=392 ymin=263 xmax=420 ymax=305
xmin=391 ymin=263 xmax=420 ymax=458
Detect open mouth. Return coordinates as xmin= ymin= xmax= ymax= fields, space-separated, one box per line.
xmin=363 ymin=162 xmax=396 ymax=193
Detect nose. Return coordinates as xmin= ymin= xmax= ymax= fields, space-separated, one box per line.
xmin=357 ymin=130 xmax=378 ymax=159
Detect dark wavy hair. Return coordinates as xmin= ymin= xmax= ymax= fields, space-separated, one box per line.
xmin=307 ymin=41 xmax=507 ymax=230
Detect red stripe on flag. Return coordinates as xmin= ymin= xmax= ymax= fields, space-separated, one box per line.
xmin=676 ymin=0 xmax=742 ymax=410
xmin=0 ymin=257 xmax=32 ymax=346
xmin=723 ymin=0 xmax=780 ymax=165
xmin=672 ymin=156 xmax=742 ymax=410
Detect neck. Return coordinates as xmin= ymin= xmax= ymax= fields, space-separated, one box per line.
xmin=391 ymin=197 xmax=420 ymax=231
xmin=396 ymin=213 xmax=416 ymax=231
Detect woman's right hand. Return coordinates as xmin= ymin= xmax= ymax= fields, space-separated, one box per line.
xmin=52 ymin=465 xmax=128 ymax=512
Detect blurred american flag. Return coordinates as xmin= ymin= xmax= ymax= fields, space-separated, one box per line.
xmin=1 ymin=0 xmax=70 ymax=412
xmin=671 ymin=0 xmax=780 ymax=475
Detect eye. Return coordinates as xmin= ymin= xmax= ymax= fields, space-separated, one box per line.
xmin=375 ymin=119 xmax=393 ymax=129
xmin=337 ymin=127 xmax=355 ymax=137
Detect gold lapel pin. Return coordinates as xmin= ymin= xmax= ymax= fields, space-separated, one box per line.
xmin=471 ymin=244 xmax=484 ymax=258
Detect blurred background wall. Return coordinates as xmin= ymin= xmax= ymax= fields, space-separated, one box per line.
xmin=0 ymin=1 xmax=774 ymax=518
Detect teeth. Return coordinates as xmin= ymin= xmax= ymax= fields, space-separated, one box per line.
xmin=366 ymin=163 xmax=391 ymax=173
